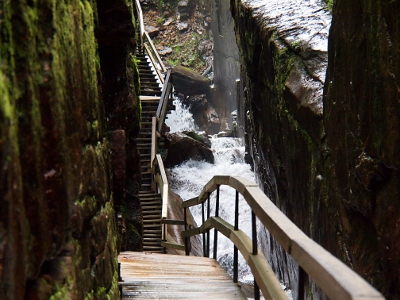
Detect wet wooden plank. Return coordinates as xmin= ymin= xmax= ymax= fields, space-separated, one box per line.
xmin=119 ymin=252 xmax=246 ymax=299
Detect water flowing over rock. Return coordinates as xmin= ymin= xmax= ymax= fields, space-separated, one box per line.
xmin=182 ymin=94 xmax=221 ymax=134
xmin=164 ymin=132 xmax=214 ymax=167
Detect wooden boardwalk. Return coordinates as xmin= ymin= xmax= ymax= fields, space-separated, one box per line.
xmin=118 ymin=252 xmax=247 ymax=299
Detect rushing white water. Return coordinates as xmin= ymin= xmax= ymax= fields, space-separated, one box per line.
xmin=165 ymin=99 xmax=293 ymax=299
xmin=166 ymin=100 xmax=255 ymax=277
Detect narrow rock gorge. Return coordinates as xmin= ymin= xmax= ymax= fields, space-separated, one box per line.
xmin=1 ymin=0 xmax=399 ymax=299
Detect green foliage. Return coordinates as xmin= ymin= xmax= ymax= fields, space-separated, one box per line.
xmin=157 ymin=0 xmax=164 ymax=12
xmin=154 ymin=32 xmax=205 ymax=72
xmin=323 ymin=0 xmax=334 ymax=11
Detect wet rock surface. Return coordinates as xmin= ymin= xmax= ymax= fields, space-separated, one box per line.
xmin=164 ymin=132 xmax=214 ymax=167
xmin=171 ymin=66 xmax=211 ymax=96
xmin=181 ymin=94 xmax=221 ymax=134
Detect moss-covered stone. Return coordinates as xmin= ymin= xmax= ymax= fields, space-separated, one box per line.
xmin=0 ymin=0 xmax=140 ymax=298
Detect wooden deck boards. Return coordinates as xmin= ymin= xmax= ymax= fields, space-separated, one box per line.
xmin=119 ymin=252 xmax=247 ymax=299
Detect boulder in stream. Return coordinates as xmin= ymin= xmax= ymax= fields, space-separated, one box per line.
xmin=164 ymin=132 xmax=214 ymax=167
xmin=171 ymin=66 xmax=211 ymax=96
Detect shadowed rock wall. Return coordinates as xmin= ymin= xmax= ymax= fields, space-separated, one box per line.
xmin=323 ymin=0 xmax=400 ymax=298
xmin=230 ymin=0 xmax=399 ymax=298
xmin=0 ymin=0 xmax=141 ymax=299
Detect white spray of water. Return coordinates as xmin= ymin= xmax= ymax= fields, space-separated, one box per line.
xmin=165 ymin=99 xmax=293 ymax=299
xmin=165 ymin=99 xmax=197 ymax=132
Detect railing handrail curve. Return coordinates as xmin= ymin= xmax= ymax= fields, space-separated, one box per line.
xmin=182 ymin=216 xmax=288 ymax=300
xmin=181 ymin=175 xmax=384 ymax=300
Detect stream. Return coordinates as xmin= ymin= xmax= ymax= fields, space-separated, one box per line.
xmin=165 ymin=99 xmax=293 ymax=299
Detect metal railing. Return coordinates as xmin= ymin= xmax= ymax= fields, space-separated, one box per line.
xmin=181 ymin=176 xmax=385 ymax=300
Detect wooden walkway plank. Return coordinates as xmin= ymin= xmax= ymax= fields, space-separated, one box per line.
xmin=119 ymin=252 xmax=247 ymax=299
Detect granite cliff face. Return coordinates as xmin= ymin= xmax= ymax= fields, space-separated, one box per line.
xmin=324 ymin=1 xmax=400 ymax=297
xmin=0 ymin=0 xmax=141 ymax=298
xmin=229 ymin=0 xmax=399 ymax=298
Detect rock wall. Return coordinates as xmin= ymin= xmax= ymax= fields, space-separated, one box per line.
xmin=0 ymin=0 xmax=141 ymax=299
xmin=323 ymin=0 xmax=400 ymax=298
xmin=207 ymin=0 xmax=240 ymax=131
xmin=230 ymin=0 xmax=330 ymax=296
xmin=230 ymin=0 xmax=399 ymax=298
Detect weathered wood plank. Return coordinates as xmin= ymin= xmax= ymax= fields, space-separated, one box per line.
xmin=118 ymin=252 xmax=246 ymax=299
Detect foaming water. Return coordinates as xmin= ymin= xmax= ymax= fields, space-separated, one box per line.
xmin=165 ymin=98 xmax=197 ymax=132
xmin=166 ymin=100 xmax=255 ymax=279
xmin=165 ymin=100 xmax=293 ymax=298
xmin=167 ymin=135 xmax=255 ymax=280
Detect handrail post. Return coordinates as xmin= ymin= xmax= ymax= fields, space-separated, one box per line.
xmin=254 ymin=280 xmax=260 ymax=300
xmin=202 ymin=201 xmax=206 ymax=257
xmin=252 ymin=211 xmax=257 ymax=255
xmin=298 ymin=266 xmax=306 ymax=300
xmin=184 ymin=207 xmax=189 ymax=255
xmin=207 ymin=192 xmax=210 ymax=257
xmin=213 ymin=185 xmax=220 ymax=260
xmin=233 ymin=190 xmax=239 ymax=283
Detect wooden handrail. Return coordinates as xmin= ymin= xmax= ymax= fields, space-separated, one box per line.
xmin=143 ymin=31 xmax=167 ymax=74
xmin=182 ymin=216 xmax=288 ymax=300
xmin=181 ymin=176 xmax=384 ymax=300
xmin=152 ymin=154 xmax=169 ymax=241
xmin=134 ymin=0 xmax=144 ymax=48
xmin=156 ymin=68 xmax=173 ymax=133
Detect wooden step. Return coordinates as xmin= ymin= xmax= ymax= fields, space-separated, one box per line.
xmin=144 ymin=229 xmax=162 ymax=234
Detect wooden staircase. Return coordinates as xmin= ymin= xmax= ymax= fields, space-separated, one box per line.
xmin=136 ymin=51 xmax=162 ymax=97
xmin=136 ymin=49 xmax=164 ymax=253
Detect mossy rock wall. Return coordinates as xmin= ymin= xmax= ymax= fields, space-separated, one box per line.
xmin=0 ymin=0 xmax=141 ymax=298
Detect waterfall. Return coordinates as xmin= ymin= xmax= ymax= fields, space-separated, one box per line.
xmin=165 ymin=99 xmax=292 ymax=298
